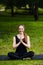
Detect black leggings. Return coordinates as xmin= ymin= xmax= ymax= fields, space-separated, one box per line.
xmin=8 ymin=51 xmax=34 ymax=60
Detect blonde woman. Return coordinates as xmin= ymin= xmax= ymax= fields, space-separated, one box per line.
xmin=8 ymin=25 xmax=34 ymax=60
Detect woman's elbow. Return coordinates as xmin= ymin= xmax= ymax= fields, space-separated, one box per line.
xmin=28 ymin=45 xmax=31 ymax=49
xmin=13 ymin=45 xmax=16 ymax=49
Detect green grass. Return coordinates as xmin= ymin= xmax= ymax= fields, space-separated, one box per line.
xmin=0 ymin=15 xmax=43 ymax=65
xmin=0 ymin=60 xmax=43 ymax=65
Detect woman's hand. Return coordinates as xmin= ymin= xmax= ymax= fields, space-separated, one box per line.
xmin=20 ymin=36 xmax=23 ymax=43
xmin=20 ymin=36 xmax=30 ymax=48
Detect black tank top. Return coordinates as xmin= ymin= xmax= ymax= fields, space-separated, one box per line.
xmin=15 ymin=36 xmax=27 ymax=56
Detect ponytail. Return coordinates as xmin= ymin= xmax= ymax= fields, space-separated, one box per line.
xmin=24 ymin=33 xmax=28 ymax=44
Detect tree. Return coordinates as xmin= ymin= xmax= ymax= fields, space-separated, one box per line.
xmin=27 ymin=0 xmax=39 ymax=20
xmin=0 ymin=0 xmax=16 ymax=16
xmin=38 ymin=0 xmax=43 ymax=8
xmin=15 ymin=0 xmax=27 ymax=9
xmin=5 ymin=0 xmax=15 ymax=16
xmin=34 ymin=1 xmax=39 ymax=21
xmin=0 ymin=0 xmax=43 ymax=18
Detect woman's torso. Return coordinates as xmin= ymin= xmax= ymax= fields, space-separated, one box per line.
xmin=15 ymin=35 xmax=27 ymax=56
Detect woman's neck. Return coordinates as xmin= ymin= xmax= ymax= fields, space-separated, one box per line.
xmin=17 ymin=33 xmax=24 ymax=39
xmin=19 ymin=32 xmax=24 ymax=36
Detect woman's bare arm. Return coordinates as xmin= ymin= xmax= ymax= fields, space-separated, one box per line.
xmin=21 ymin=36 xmax=30 ymax=48
xmin=13 ymin=36 xmax=21 ymax=49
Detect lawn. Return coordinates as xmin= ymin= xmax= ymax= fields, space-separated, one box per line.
xmin=0 ymin=15 xmax=43 ymax=65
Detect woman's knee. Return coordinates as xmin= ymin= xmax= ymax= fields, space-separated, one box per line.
xmin=8 ymin=52 xmax=14 ymax=57
xmin=28 ymin=51 xmax=34 ymax=57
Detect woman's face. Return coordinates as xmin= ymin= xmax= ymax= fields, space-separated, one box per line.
xmin=18 ymin=25 xmax=24 ymax=33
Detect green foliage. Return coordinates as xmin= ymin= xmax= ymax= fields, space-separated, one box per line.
xmin=38 ymin=0 xmax=43 ymax=8
xmin=0 ymin=0 xmax=43 ymax=8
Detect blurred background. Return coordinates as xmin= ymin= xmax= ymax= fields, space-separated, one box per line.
xmin=0 ymin=0 xmax=43 ymax=20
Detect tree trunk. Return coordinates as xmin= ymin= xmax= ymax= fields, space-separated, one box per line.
xmin=34 ymin=2 xmax=38 ymax=21
xmin=11 ymin=6 xmax=14 ymax=16
xmin=29 ymin=2 xmax=34 ymax=15
xmin=29 ymin=3 xmax=32 ymax=15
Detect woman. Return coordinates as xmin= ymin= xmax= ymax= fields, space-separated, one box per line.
xmin=8 ymin=25 xmax=34 ymax=60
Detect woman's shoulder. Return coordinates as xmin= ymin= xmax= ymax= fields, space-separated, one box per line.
xmin=13 ymin=34 xmax=18 ymax=39
xmin=13 ymin=36 xmax=16 ymax=39
xmin=13 ymin=36 xmax=15 ymax=40
xmin=27 ymin=35 xmax=30 ymax=39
